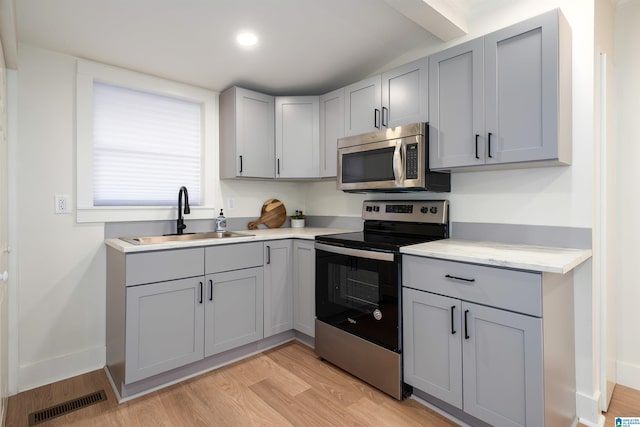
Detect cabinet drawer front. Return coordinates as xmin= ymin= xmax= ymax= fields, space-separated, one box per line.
xmin=205 ymin=242 xmax=263 ymax=274
xmin=403 ymin=256 xmax=541 ymax=316
xmin=126 ymin=248 xmax=204 ymax=286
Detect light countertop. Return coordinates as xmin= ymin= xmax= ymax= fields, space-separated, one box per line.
xmin=401 ymin=238 xmax=592 ymax=274
xmin=105 ymin=227 xmax=352 ymax=253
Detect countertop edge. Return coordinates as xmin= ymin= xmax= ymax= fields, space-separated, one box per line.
xmin=400 ymin=239 xmax=593 ymax=274
xmin=105 ymin=227 xmax=353 ymax=253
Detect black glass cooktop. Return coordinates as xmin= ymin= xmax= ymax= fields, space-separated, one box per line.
xmin=316 ymin=230 xmax=446 ymax=252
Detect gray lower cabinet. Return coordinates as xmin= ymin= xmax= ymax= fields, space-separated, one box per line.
xmin=293 ymin=240 xmax=315 ymax=337
xmin=403 ymin=255 xmax=575 ymax=427
xmin=125 ymin=277 xmax=205 ymax=384
xmin=204 ymin=267 xmax=264 ymax=356
xmin=264 ymin=241 xmax=293 ymax=338
xmin=107 ymin=242 xmax=266 ymax=392
xmin=462 ymin=301 xmax=543 ymax=427
xmin=403 ymin=289 xmax=463 ymax=408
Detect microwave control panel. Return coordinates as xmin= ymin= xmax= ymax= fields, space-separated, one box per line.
xmin=405 ymin=143 xmax=419 ymax=180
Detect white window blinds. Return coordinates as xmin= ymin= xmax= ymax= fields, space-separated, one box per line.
xmin=92 ymin=82 xmax=202 ymax=206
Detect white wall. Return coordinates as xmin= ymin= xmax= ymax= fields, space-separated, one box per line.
xmin=13 ymin=44 xmax=305 ymax=392
xmin=614 ymin=0 xmax=640 ymax=392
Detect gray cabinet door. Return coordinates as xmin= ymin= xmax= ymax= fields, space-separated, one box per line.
xmin=403 ymin=288 xmax=462 ymax=408
xmin=204 ymin=267 xmax=264 ymax=357
xmin=484 ymin=11 xmax=559 ymax=165
xmin=429 ymin=38 xmax=485 ymax=169
xmin=344 ymin=75 xmax=381 ymax=136
xmin=275 ymin=96 xmax=320 ymax=178
xmin=382 ymin=57 xmax=428 ymax=129
xmin=462 ymin=301 xmax=543 ymax=427
xmin=125 ymin=277 xmax=205 ymax=383
xmin=293 ymin=240 xmax=315 ymax=337
xmin=264 ymin=241 xmax=293 ymax=338
xmin=319 ymin=88 xmax=344 ymax=177
xmin=232 ymin=87 xmax=275 ymax=178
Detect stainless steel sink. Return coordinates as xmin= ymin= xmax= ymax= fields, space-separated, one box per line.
xmin=119 ymin=231 xmax=254 ymax=245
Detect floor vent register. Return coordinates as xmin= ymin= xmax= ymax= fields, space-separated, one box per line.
xmin=28 ymin=389 xmax=107 ymax=425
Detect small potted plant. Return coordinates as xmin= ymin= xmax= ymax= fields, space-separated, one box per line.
xmin=290 ymin=210 xmax=306 ymax=228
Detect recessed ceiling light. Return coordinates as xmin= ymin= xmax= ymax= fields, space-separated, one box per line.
xmin=236 ymin=32 xmax=258 ymax=47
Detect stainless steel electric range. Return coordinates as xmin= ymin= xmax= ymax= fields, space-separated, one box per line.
xmin=314 ymin=200 xmax=449 ymax=399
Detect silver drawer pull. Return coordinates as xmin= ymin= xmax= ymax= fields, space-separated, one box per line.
xmin=445 ymin=274 xmax=475 ymax=283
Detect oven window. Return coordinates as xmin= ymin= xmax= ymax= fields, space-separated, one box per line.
xmin=316 ymin=249 xmax=400 ymax=351
xmin=329 ymin=262 xmax=382 ymax=310
xmin=341 ymin=147 xmax=395 ymax=183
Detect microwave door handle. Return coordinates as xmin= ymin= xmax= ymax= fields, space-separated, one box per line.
xmin=393 ymin=141 xmax=404 ymax=186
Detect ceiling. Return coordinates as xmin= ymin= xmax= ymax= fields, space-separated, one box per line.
xmin=13 ymin=0 xmax=479 ymax=95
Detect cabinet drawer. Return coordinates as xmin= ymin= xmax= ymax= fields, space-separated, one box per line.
xmin=402 ymin=256 xmax=541 ymax=316
xmin=126 ymin=248 xmax=204 ymax=286
xmin=205 ymin=242 xmax=263 ymax=274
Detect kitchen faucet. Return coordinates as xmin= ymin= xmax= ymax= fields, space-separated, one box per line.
xmin=176 ymin=186 xmax=191 ymax=235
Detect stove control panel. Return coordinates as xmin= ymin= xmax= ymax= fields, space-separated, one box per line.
xmin=362 ymin=200 xmax=448 ymax=224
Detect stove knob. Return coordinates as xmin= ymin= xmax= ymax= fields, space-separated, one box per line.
xmin=373 ymin=206 xmax=380 ymax=212
xmin=420 ymin=206 xmax=428 ymax=214
xmin=430 ymin=206 xmax=438 ymax=214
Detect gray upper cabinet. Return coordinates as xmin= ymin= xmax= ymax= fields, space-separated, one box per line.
xmin=219 ymin=86 xmax=275 ymax=178
xmin=275 ymin=96 xmax=320 ymax=178
xmin=344 ymin=75 xmax=381 ymax=136
xmin=263 ymin=240 xmax=293 ymax=338
xmin=319 ymin=88 xmax=344 ymax=177
xmin=484 ymin=10 xmax=570 ymax=165
xmin=344 ymin=58 xmax=428 ymax=137
xmin=429 ymin=9 xmax=571 ymax=170
xmin=381 ymin=57 xmax=429 ymax=129
xmin=429 ymin=38 xmax=485 ymax=169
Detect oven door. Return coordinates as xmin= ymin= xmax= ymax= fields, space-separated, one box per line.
xmin=315 ymin=243 xmax=400 ymax=352
xmin=337 ymin=135 xmax=425 ymax=191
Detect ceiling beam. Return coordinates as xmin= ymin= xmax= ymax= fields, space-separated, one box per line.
xmin=382 ymin=0 xmax=468 ymax=42
xmin=0 ymin=0 xmax=18 ymax=69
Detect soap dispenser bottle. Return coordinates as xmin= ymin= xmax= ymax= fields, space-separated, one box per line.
xmin=215 ymin=209 xmax=227 ymax=232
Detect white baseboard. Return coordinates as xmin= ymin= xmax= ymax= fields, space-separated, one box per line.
xmin=617 ymin=360 xmax=640 ymax=391
xmin=18 ymin=345 xmax=106 ymax=393
xmin=577 ymin=389 xmax=605 ymax=427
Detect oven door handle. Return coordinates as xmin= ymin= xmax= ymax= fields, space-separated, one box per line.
xmin=314 ymin=243 xmax=395 ymax=262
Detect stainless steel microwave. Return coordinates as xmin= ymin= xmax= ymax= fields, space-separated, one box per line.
xmin=337 ymin=122 xmax=450 ymax=193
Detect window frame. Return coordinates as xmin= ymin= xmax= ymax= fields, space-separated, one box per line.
xmin=76 ymin=59 xmax=217 ymax=223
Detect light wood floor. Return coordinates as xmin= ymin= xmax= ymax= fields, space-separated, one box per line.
xmin=7 ymin=341 xmax=640 ymax=426
xmin=5 ymin=342 xmax=457 ymax=426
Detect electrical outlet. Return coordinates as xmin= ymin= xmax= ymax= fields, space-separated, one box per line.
xmin=55 ymin=195 xmax=71 ymax=214
xmin=227 ymin=197 xmax=235 ymax=211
